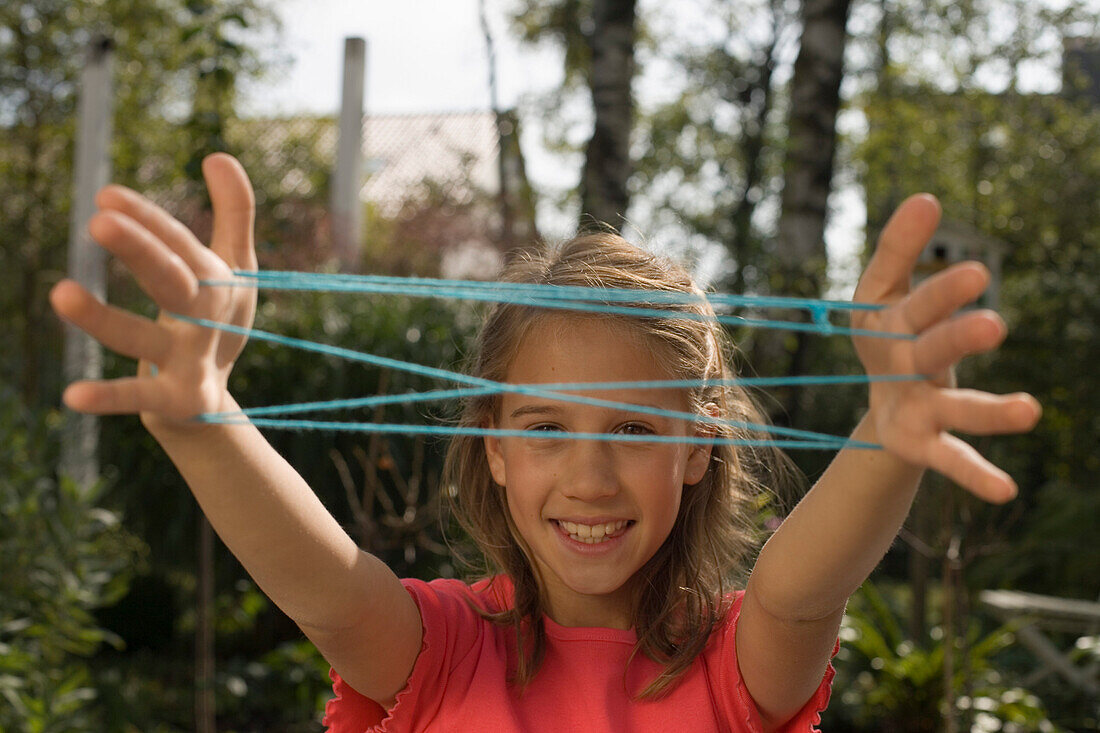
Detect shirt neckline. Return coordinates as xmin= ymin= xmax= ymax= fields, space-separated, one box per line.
xmin=542 ymin=614 xmax=637 ymax=644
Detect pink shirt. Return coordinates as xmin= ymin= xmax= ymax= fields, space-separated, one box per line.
xmin=323 ymin=577 xmax=834 ymax=732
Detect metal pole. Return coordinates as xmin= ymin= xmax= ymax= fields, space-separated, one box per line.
xmin=331 ymin=37 xmax=366 ymax=271
xmin=61 ymin=35 xmax=114 ymax=494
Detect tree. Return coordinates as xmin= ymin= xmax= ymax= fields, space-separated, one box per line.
xmin=2 ymin=2 xmax=281 ymax=727
xmin=0 ymin=0 xmax=277 ymax=413
xmin=579 ymin=0 xmax=638 ymax=228
xmin=633 ymin=0 xmax=800 ymax=294
xmin=852 ymin=2 xmax=1100 ymax=725
xmin=774 ymin=0 xmax=852 ymax=299
xmin=513 ymin=0 xmax=645 ymax=229
xmin=765 ymin=0 xmax=853 ymax=425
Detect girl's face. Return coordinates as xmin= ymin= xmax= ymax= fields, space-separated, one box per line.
xmin=483 ymin=317 xmax=711 ymax=629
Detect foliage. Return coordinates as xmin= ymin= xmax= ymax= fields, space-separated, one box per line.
xmin=216 ymin=636 xmax=332 ymax=731
xmin=512 ymin=0 xmax=594 ymax=90
xmin=855 ymin=28 xmax=1100 ymax=600
xmin=92 ymin=580 xmax=330 ymax=732
xmin=0 ymin=390 xmax=144 ymax=732
xmin=849 ymin=7 xmax=1100 ymax=728
xmin=360 ymin=156 xmax=507 ymax=279
xmin=632 ymin=0 xmax=800 ymax=291
xmin=92 ymin=288 xmax=480 ymax=727
xmin=232 ymin=287 xmax=481 ymax=578
xmin=0 ymin=0 xmax=279 ymax=412
xmin=823 ymin=582 xmax=1061 ymax=732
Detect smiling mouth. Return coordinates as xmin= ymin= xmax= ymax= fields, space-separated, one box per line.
xmin=553 ymin=519 xmax=634 ymax=544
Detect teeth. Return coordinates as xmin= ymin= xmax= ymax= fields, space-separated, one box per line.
xmin=557 ymin=520 xmax=629 ymax=543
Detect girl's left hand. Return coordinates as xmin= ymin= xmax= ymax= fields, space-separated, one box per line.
xmin=850 ymin=193 xmax=1041 ymax=503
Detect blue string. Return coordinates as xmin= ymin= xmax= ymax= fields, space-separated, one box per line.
xmin=181 ymin=270 xmax=924 ymax=450
xmin=205 ymin=271 xmax=914 ymax=342
xmin=226 ymin=375 xmax=923 ymax=419
xmin=210 ymin=418 xmax=858 ymax=450
xmin=220 ymin=270 xmax=885 ymax=311
xmin=175 ymin=314 xmax=881 ymax=449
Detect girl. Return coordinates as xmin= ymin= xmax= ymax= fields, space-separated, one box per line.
xmin=50 ymin=154 xmax=1040 ymax=732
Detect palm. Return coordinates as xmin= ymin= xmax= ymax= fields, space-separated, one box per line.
xmin=51 ymin=153 xmax=257 ymax=425
xmin=849 ymin=194 xmax=1040 ymax=503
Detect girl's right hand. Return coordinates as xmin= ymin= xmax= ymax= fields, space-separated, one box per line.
xmin=50 ymin=153 xmax=258 ymax=434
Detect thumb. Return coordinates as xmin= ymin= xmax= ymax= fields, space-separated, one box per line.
xmin=203 ymin=153 xmax=256 ymax=270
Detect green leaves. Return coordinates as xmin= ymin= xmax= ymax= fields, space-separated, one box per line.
xmin=0 ymin=390 xmax=144 ymax=732
xmin=828 ymin=581 xmax=1060 ymax=731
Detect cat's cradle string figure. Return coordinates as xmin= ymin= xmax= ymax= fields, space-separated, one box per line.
xmin=49 ymin=153 xmax=1041 ymax=732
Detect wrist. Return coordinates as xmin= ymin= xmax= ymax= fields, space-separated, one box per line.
xmin=142 ymin=389 xmax=243 ymax=444
xmin=852 ymin=411 xmax=927 ymax=481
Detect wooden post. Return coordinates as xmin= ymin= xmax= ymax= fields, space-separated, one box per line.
xmin=61 ymin=35 xmax=114 ymax=494
xmin=195 ymin=518 xmax=216 ymax=733
xmin=941 ymin=490 xmax=961 ymax=733
xmin=331 ymin=37 xmax=366 ymax=271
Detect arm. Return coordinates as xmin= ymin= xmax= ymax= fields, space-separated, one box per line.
xmin=735 ymin=194 xmax=1041 ymax=729
xmin=50 ymin=154 xmax=421 ymax=705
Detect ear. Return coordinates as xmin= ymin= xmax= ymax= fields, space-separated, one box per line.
xmin=684 ymin=403 xmax=719 ymax=486
xmin=483 ymin=424 xmax=507 ymax=486
xmin=684 ymin=443 xmax=712 ymax=486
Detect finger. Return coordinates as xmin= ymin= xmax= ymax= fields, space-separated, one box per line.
xmin=912 ymin=310 xmax=1006 ymax=375
xmin=88 ymin=211 xmax=199 ymax=312
xmin=855 ymin=193 xmax=942 ymax=303
xmin=62 ymin=376 xmax=170 ymax=416
xmin=203 ymin=153 xmax=257 ymax=270
xmin=926 ymin=433 xmax=1018 ymax=503
xmin=95 ymin=183 xmax=220 ymax=275
xmin=901 ymin=261 xmax=990 ymax=334
xmin=933 ymin=389 xmax=1043 ymax=435
xmin=50 ymin=280 xmax=171 ymax=364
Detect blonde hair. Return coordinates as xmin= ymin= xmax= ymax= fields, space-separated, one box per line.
xmin=442 ymin=232 xmax=793 ymax=698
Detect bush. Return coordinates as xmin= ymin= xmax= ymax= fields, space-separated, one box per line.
xmin=823 ymin=581 xmax=1060 ymax=733
xmin=0 ymin=391 xmax=144 ymax=731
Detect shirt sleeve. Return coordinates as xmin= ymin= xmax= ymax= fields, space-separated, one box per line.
xmin=322 ymin=578 xmax=484 ymax=733
xmin=715 ymin=592 xmax=838 ymax=733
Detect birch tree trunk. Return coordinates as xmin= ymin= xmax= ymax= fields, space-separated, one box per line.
xmin=775 ymin=0 xmax=851 ymax=297
xmin=728 ymin=0 xmax=786 ymax=295
xmin=769 ymin=0 xmax=852 ymax=424
xmin=579 ymin=0 xmax=636 ymax=229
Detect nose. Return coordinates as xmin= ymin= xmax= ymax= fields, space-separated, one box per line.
xmin=560 ymin=438 xmax=621 ymax=501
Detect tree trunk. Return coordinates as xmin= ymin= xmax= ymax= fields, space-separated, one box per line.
xmin=907 ymin=493 xmax=932 ymax=643
xmin=728 ymin=1 xmax=782 ymax=295
xmin=775 ymin=0 xmax=851 ymax=293
xmin=480 ymin=0 xmax=516 ymax=249
xmin=195 ymin=517 xmax=216 ymax=733
xmin=579 ymin=0 xmax=636 ymax=230
xmin=768 ymin=0 xmax=852 ymax=424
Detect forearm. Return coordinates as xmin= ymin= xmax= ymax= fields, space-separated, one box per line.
xmin=149 ymin=394 xmax=371 ymax=631
xmin=747 ymin=414 xmax=925 ymax=621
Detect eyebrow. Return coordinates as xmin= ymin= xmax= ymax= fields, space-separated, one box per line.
xmin=509 ymin=404 xmax=560 ymax=419
xmin=508 ymin=402 xmax=668 ymax=419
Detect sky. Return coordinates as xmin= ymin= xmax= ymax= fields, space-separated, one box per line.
xmin=240 ymin=0 xmax=555 ymax=117
xmin=240 ymin=0 xmax=592 ymax=244
xmin=236 ymin=0 xmax=1092 ymax=292
xmin=236 ymin=0 xmax=875 ymax=291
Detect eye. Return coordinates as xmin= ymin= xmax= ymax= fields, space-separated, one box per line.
xmin=617 ymin=422 xmax=654 ymax=436
xmin=527 ymin=423 xmax=565 ymax=433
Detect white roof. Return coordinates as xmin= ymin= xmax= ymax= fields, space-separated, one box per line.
xmin=359 ymin=111 xmax=501 ymax=216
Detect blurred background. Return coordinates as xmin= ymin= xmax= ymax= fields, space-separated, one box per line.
xmin=2 ymin=0 xmax=1099 ymax=730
